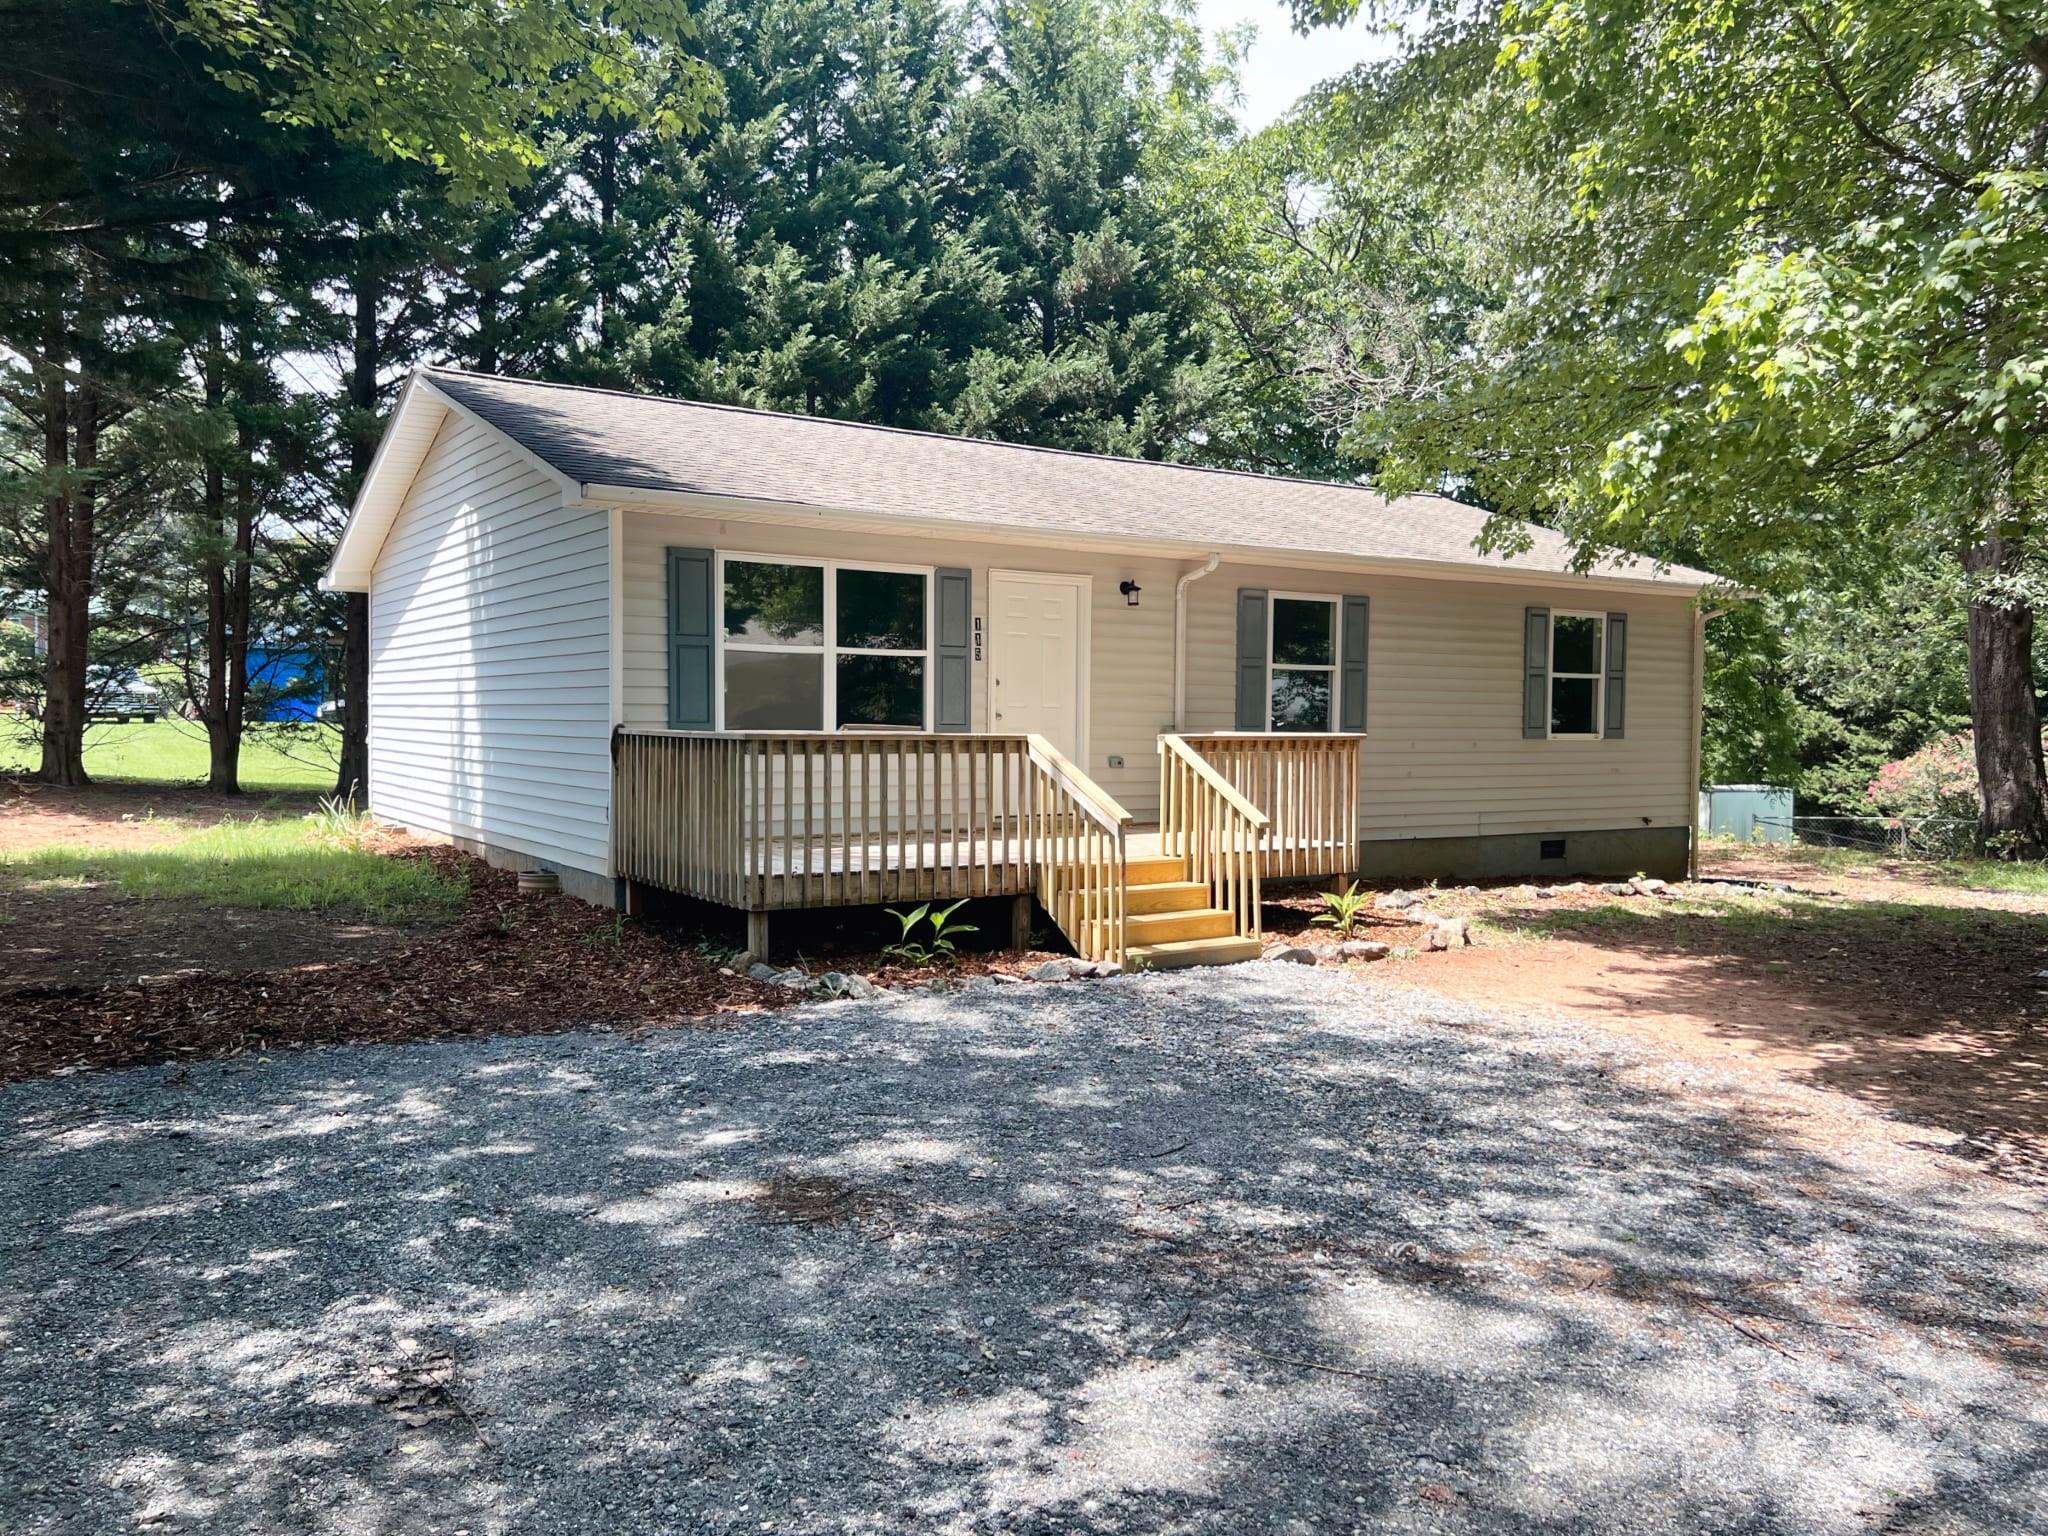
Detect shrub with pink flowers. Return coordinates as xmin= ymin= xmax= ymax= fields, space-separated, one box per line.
xmin=1865 ymin=732 xmax=1984 ymax=820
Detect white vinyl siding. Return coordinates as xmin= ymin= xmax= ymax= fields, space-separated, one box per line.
xmin=369 ymin=415 xmax=613 ymax=877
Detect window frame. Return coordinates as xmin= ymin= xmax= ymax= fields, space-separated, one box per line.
xmin=712 ymin=551 xmax=935 ymax=732
xmin=1266 ymin=591 xmax=1341 ymax=733
xmin=1546 ymin=609 xmax=1606 ymax=741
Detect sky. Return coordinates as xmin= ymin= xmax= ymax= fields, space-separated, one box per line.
xmin=1193 ymin=0 xmax=1402 ymax=130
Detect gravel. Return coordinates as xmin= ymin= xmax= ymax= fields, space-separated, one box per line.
xmin=3 ymin=965 xmax=2045 ymax=1535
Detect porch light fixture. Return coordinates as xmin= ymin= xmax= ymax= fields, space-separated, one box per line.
xmin=1119 ymin=579 xmax=1142 ymax=607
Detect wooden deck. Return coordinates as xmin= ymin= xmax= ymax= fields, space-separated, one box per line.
xmin=613 ymin=728 xmax=1363 ymax=966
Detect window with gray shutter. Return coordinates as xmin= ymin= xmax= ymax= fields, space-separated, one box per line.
xmin=1522 ymin=606 xmax=1549 ymax=739
xmin=1339 ymin=595 xmax=1369 ymax=733
xmin=1235 ymin=588 xmax=1269 ymax=731
xmin=667 ymin=547 xmax=715 ymax=729
xmin=935 ymin=567 xmax=971 ymax=731
xmin=1603 ymin=612 xmax=1627 ymax=738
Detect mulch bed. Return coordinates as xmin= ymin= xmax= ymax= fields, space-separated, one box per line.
xmin=0 ymin=848 xmax=792 ymax=1083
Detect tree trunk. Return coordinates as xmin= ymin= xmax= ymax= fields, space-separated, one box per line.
xmin=334 ymin=590 xmax=369 ymax=803
xmin=333 ymin=265 xmax=383 ymax=806
xmin=37 ymin=313 xmax=92 ymax=787
xmin=1962 ymin=520 xmax=2048 ymax=858
xmin=202 ymin=317 xmax=236 ymax=791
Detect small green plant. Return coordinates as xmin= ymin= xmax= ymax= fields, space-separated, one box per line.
xmin=882 ymin=898 xmax=978 ymax=966
xmin=1311 ymin=880 xmax=1372 ymax=940
xmin=311 ymin=794 xmax=372 ymax=851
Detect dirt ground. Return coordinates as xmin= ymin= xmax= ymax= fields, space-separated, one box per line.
xmin=1356 ymin=851 xmax=2048 ymax=1187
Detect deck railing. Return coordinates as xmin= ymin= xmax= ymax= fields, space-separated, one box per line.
xmin=614 ymin=728 xmax=1133 ymax=964
xmin=1158 ymin=734 xmax=1268 ymax=940
xmin=1025 ymin=733 xmax=1131 ymax=966
xmin=1171 ymin=733 xmax=1363 ymax=881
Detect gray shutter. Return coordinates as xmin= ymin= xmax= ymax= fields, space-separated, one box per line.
xmin=934 ymin=567 xmax=972 ymax=731
xmin=1235 ymin=587 xmax=1269 ymax=731
xmin=1603 ymin=612 xmax=1627 ymax=738
xmin=1339 ymin=594 xmax=1369 ymax=733
xmin=667 ymin=547 xmax=715 ymax=729
xmin=1522 ymin=606 xmax=1550 ymax=739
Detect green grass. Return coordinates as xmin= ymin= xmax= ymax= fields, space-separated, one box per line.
xmin=0 ymin=719 xmax=339 ymax=792
xmin=2 ymin=814 xmax=467 ymax=924
xmin=1719 ymin=838 xmax=2048 ymax=896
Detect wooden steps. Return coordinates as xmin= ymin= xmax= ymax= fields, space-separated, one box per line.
xmin=1066 ymin=851 xmax=1259 ymax=972
xmin=1125 ymin=934 xmax=1265 ymax=970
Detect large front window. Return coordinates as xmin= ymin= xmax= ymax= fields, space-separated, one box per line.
xmin=719 ymin=557 xmax=930 ymax=730
xmin=1269 ymin=594 xmax=1337 ymax=730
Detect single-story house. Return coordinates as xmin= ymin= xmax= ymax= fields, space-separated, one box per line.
xmin=325 ymin=367 xmax=1722 ymax=969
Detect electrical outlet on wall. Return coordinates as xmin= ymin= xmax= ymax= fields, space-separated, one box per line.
xmin=1106 ymin=754 xmax=1125 ymax=769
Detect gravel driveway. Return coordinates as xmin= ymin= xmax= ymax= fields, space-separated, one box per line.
xmin=4 ymin=966 xmax=2044 ymax=1535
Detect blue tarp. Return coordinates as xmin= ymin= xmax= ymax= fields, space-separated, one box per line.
xmin=246 ymin=648 xmax=324 ymax=721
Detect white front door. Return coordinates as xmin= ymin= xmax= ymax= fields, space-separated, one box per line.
xmin=989 ymin=572 xmax=1086 ymax=761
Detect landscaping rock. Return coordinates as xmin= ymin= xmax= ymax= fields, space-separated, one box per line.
xmin=1532 ymin=886 xmax=1557 ymax=899
xmin=1423 ymin=917 xmax=1471 ymax=951
xmin=1598 ymin=882 xmax=1635 ymax=897
xmin=1374 ymin=889 xmax=1422 ymax=911
xmin=1339 ymin=940 xmax=1392 ymax=962
xmin=1630 ymin=877 xmax=1669 ymax=896
xmin=1263 ymin=944 xmax=1321 ymax=965
xmin=841 ymin=974 xmax=883 ymax=1002
xmin=1028 ymin=958 xmax=1082 ymax=982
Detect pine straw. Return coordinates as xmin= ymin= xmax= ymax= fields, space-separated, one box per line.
xmin=0 ymin=848 xmax=787 ymax=1083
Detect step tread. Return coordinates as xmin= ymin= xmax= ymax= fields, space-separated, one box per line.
xmin=1124 ymin=908 xmax=1235 ymax=941
xmin=1125 ymin=935 xmax=1265 ymax=970
xmin=1123 ymin=880 xmax=1212 ymax=914
xmin=1123 ymin=855 xmax=1189 ymax=885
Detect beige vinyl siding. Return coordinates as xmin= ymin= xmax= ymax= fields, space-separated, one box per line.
xmin=1185 ymin=566 xmax=1695 ymax=839
xmin=618 ymin=510 xmax=1695 ymax=841
xmin=620 ymin=510 xmax=1178 ymax=815
xmin=370 ymin=415 xmax=613 ymax=877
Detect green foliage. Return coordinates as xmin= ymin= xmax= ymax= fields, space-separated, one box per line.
xmin=1 ymin=815 xmax=465 ymax=923
xmin=882 ymin=897 xmax=978 ymax=965
xmin=1310 ymin=880 xmax=1372 ymax=939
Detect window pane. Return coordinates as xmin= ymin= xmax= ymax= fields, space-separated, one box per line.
xmin=837 ymin=655 xmax=925 ymax=728
xmin=1552 ymin=614 xmax=1601 ymax=676
xmin=1270 ymin=669 xmax=1332 ymax=730
xmin=724 ymin=561 xmax=823 ymax=645
xmin=1272 ymin=598 xmax=1335 ymax=666
xmin=837 ymin=569 xmax=926 ymax=650
xmin=1551 ymin=676 xmax=1597 ymax=736
xmin=724 ymin=649 xmax=824 ymax=729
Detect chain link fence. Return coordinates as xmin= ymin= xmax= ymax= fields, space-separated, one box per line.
xmin=1752 ymin=815 xmax=1978 ymax=860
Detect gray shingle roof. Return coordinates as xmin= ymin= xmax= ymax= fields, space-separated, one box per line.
xmin=424 ymin=368 xmax=1716 ymax=588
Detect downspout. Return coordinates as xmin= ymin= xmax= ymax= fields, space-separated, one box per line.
xmin=1173 ymin=553 xmax=1222 ymax=731
xmin=1688 ymin=603 xmax=1730 ymax=881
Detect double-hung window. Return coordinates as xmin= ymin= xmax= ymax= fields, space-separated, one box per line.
xmin=718 ymin=555 xmax=930 ymax=730
xmin=1269 ymin=594 xmax=1339 ymax=731
xmin=1546 ymin=611 xmax=1605 ymax=739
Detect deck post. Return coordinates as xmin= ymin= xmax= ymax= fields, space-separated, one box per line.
xmin=745 ymin=909 xmax=772 ymax=965
xmin=1009 ymin=893 xmax=1034 ymax=950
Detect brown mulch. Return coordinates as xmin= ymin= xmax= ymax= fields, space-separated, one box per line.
xmin=0 ymin=848 xmax=792 ymax=1083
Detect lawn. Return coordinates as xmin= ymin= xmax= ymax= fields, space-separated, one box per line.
xmin=0 ymin=718 xmax=339 ymax=792
xmin=2 ymin=812 xmax=467 ymax=924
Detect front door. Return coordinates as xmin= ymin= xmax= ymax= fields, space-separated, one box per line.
xmin=989 ymin=572 xmax=1085 ymax=761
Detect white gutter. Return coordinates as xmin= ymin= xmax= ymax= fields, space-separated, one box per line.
xmin=1687 ymin=603 xmax=1732 ymax=881
xmin=1172 ymin=553 xmax=1222 ymax=731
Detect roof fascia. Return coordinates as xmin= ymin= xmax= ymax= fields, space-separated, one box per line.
xmin=570 ymin=482 xmax=1716 ymax=599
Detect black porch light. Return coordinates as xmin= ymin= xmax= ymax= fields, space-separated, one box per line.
xmin=1119 ymin=579 xmax=1142 ymax=607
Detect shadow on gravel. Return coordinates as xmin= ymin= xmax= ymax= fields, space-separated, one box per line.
xmin=2 ymin=969 xmax=2044 ymax=1535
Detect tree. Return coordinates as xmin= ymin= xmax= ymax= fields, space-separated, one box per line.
xmin=1308 ymin=0 xmax=2048 ymax=854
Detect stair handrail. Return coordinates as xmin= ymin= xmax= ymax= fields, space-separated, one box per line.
xmin=1024 ymin=734 xmax=1131 ymax=967
xmin=1158 ymin=733 xmax=1268 ymax=942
